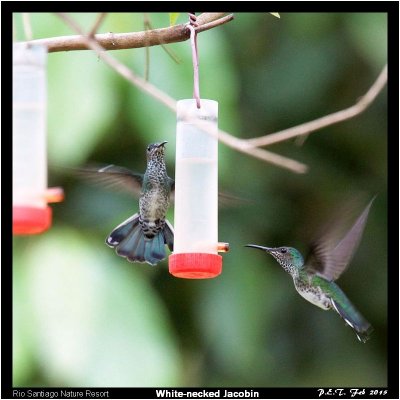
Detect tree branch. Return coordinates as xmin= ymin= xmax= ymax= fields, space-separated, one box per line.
xmin=217 ymin=130 xmax=308 ymax=173
xmin=51 ymin=14 xmax=387 ymax=174
xmin=17 ymin=13 xmax=387 ymax=174
xmin=244 ymin=65 xmax=387 ymax=148
xmin=56 ymin=13 xmax=308 ymax=174
xmin=22 ymin=12 xmax=234 ymax=53
xmin=55 ymin=13 xmax=177 ymax=110
xmin=87 ymin=13 xmax=107 ymax=37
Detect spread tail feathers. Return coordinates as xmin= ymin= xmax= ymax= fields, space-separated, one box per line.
xmin=106 ymin=213 xmax=174 ymax=266
xmin=331 ymin=299 xmax=373 ymax=343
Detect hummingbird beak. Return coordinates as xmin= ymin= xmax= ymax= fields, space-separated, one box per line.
xmin=245 ymin=244 xmax=274 ymax=253
xmin=157 ymin=141 xmax=168 ymax=148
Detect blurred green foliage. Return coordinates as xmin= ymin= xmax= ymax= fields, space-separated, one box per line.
xmin=13 ymin=13 xmax=387 ymax=387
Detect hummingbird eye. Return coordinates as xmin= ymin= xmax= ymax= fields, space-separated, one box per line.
xmin=280 ymin=248 xmax=287 ymax=254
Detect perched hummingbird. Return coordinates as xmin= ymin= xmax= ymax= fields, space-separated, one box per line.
xmin=82 ymin=141 xmax=174 ymax=265
xmin=246 ymin=198 xmax=375 ymax=343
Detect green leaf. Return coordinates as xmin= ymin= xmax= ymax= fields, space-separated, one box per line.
xmin=169 ymin=13 xmax=180 ymax=26
xmin=269 ymin=13 xmax=280 ymax=19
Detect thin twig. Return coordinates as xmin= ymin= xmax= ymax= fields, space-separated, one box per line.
xmin=56 ymin=13 xmax=307 ymax=174
xmin=196 ymin=13 xmax=229 ymax=25
xmin=55 ymin=13 xmax=177 ymax=111
xmin=21 ymin=13 xmax=233 ymax=53
xmin=245 ymin=65 xmax=388 ymax=148
xmin=195 ymin=14 xmax=234 ymax=33
xmin=87 ymin=13 xmax=107 ymax=37
xmin=144 ymin=13 xmax=181 ymax=65
xmin=22 ymin=13 xmax=33 ymax=42
xmin=143 ymin=13 xmax=151 ymax=81
xmin=217 ymin=129 xmax=308 ymax=173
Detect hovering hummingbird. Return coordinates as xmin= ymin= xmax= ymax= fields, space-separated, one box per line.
xmin=246 ymin=197 xmax=375 ymax=343
xmin=75 ymin=140 xmax=241 ymax=265
xmin=81 ymin=141 xmax=174 ymax=265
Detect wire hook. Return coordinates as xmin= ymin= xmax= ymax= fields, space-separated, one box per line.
xmin=187 ymin=13 xmax=201 ymax=108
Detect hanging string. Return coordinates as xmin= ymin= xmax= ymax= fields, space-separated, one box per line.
xmin=187 ymin=13 xmax=201 ymax=108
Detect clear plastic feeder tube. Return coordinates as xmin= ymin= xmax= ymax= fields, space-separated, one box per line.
xmin=174 ymin=99 xmax=218 ymax=253
xmin=169 ymin=99 xmax=222 ymax=278
xmin=13 ymin=43 xmax=52 ymax=234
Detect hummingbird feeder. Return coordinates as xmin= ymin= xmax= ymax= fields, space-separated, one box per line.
xmin=168 ymin=14 xmax=229 ymax=279
xmin=13 ymin=43 xmax=63 ymax=235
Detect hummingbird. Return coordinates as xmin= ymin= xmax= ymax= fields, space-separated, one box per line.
xmin=246 ymin=197 xmax=375 ymax=343
xmin=74 ymin=140 xmax=242 ymax=265
xmin=81 ymin=141 xmax=174 ymax=265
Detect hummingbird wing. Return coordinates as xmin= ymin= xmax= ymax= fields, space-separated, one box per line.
xmin=328 ymin=197 xmax=375 ymax=280
xmin=75 ymin=164 xmax=251 ymax=206
xmin=76 ymin=164 xmax=177 ymax=201
xmin=305 ymin=197 xmax=375 ymax=281
xmin=73 ymin=164 xmax=144 ymax=197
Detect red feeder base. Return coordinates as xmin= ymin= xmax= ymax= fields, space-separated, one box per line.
xmin=13 ymin=206 xmax=52 ymax=235
xmin=169 ymin=253 xmax=222 ymax=279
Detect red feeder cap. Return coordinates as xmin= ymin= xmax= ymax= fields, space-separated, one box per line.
xmin=169 ymin=253 xmax=222 ymax=279
xmin=13 ymin=206 xmax=52 ymax=235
